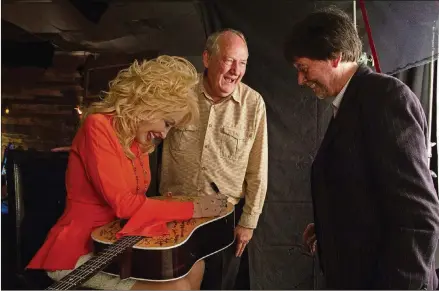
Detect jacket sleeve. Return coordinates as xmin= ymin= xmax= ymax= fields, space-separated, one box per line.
xmin=79 ymin=115 xmax=194 ymax=236
xmin=364 ymin=83 xmax=439 ymax=289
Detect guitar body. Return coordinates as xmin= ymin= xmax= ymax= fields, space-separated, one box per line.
xmin=91 ymin=196 xmax=235 ymax=282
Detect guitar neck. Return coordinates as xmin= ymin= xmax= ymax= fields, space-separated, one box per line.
xmin=46 ymin=235 xmax=143 ymax=290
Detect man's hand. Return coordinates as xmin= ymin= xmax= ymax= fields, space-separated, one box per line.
xmin=235 ymin=225 xmax=254 ymax=257
xmin=302 ymin=223 xmax=317 ymax=255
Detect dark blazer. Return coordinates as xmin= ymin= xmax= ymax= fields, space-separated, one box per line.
xmin=312 ymin=65 xmax=439 ymax=289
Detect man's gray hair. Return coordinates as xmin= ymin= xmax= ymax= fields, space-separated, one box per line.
xmin=204 ymin=28 xmax=247 ymax=56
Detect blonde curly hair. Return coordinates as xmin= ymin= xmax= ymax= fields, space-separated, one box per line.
xmin=81 ymin=55 xmax=199 ymax=159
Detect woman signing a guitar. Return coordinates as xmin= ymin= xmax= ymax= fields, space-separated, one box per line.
xmin=27 ymin=56 xmax=227 ymax=290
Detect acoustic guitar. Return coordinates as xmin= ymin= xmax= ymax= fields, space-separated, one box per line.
xmin=46 ymin=196 xmax=235 ymax=290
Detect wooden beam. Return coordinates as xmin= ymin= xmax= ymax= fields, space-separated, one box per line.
xmin=2 ymin=96 xmax=77 ymax=105
xmin=2 ymin=88 xmax=62 ymax=97
xmin=2 ymin=112 xmax=78 ymax=119
xmin=51 ymin=53 xmax=88 ymax=71
xmin=82 ymin=51 xmax=158 ymax=98
xmin=84 ymin=51 xmax=158 ymax=71
xmin=34 ymin=81 xmax=82 ymax=88
xmin=10 ymin=88 xmax=62 ymax=97
xmin=2 ymin=67 xmax=81 ymax=83
xmin=1 ymin=67 xmax=45 ymax=88
xmin=54 ymin=51 xmax=93 ymax=57
xmin=2 ymin=116 xmax=76 ymax=127
xmin=8 ymin=103 xmax=76 ymax=115
xmin=2 ymin=86 xmax=84 ymax=97
xmin=2 ymin=124 xmax=76 ymax=139
xmin=2 ymin=82 xmax=82 ymax=91
xmin=40 ymin=69 xmax=81 ymax=83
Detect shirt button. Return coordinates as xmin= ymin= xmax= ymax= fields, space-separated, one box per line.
xmin=208 ymin=124 xmax=212 ymax=128
xmin=202 ymin=167 xmax=206 ymax=170
xmin=204 ymin=145 xmax=208 ymax=149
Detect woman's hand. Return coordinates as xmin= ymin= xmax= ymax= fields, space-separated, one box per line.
xmin=192 ymin=195 xmax=228 ymax=218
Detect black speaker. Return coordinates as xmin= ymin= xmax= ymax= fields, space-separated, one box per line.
xmin=4 ymin=149 xmax=69 ymax=289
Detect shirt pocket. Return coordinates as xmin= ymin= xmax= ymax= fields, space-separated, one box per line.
xmin=169 ymin=125 xmax=199 ymax=152
xmin=220 ymin=126 xmax=247 ymax=160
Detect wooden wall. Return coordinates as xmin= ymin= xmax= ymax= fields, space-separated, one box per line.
xmin=1 ymin=53 xmax=87 ymax=154
xmin=1 ymin=51 xmax=157 ymax=156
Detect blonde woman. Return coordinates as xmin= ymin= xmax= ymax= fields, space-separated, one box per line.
xmin=27 ymin=56 xmax=226 ymax=290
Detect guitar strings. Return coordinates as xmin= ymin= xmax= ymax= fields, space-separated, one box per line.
xmin=53 ymin=236 xmax=141 ymax=289
xmin=51 ymin=236 xmax=140 ymax=290
xmin=50 ymin=238 xmax=133 ymax=290
xmin=49 ymin=236 xmax=142 ymax=290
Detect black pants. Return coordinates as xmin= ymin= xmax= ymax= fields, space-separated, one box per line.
xmin=200 ymin=199 xmax=250 ymax=290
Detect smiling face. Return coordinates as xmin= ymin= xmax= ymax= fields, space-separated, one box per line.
xmin=135 ymin=119 xmax=172 ymax=146
xmin=135 ymin=111 xmax=186 ymax=146
xmin=293 ymin=57 xmax=339 ymax=99
xmin=202 ymin=32 xmax=248 ymax=100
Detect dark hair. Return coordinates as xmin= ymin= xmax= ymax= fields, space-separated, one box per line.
xmin=284 ymin=6 xmax=362 ymax=63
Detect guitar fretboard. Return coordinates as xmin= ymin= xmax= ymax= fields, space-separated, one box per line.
xmin=46 ymin=235 xmax=143 ymax=290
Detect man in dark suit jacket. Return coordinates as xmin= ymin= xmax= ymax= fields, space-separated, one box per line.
xmin=284 ymin=7 xmax=439 ymax=289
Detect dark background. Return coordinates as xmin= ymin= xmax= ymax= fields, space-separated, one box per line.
xmin=1 ymin=1 xmax=438 ymax=289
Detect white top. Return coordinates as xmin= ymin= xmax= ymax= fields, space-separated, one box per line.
xmin=332 ymin=77 xmax=352 ymax=117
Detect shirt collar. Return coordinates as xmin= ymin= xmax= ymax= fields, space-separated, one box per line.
xmin=198 ymin=73 xmax=241 ymax=104
xmin=332 ymin=76 xmax=352 ymax=111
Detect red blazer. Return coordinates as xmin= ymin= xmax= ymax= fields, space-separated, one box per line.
xmin=27 ymin=114 xmax=193 ymax=271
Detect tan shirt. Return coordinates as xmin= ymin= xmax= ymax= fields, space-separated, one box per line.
xmin=160 ymin=74 xmax=268 ymax=229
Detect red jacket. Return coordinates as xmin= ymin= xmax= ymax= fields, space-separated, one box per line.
xmin=27 ymin=114 xmax=193 ymax=271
